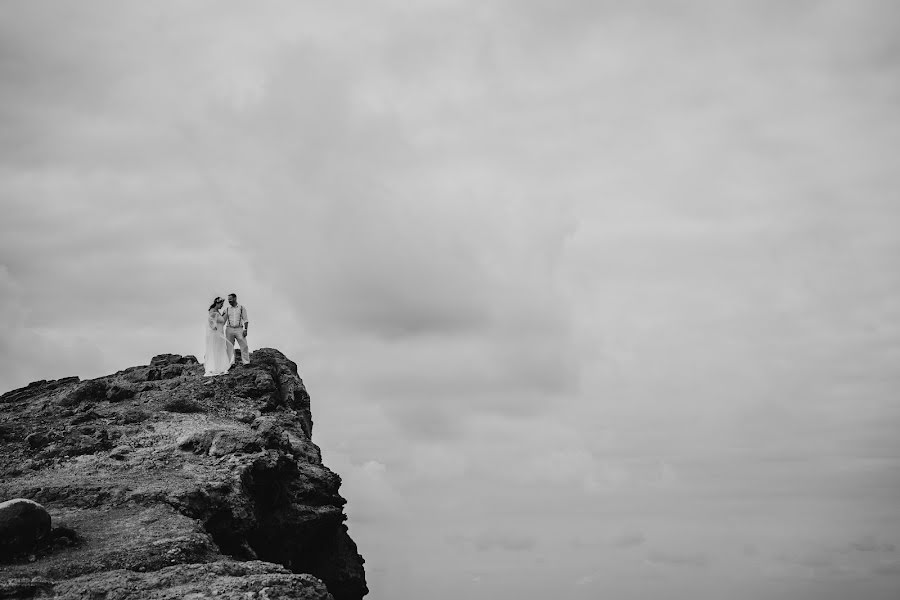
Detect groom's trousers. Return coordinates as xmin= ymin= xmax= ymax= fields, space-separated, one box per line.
xmin=225 ymin=326 xmax=251 ymax=364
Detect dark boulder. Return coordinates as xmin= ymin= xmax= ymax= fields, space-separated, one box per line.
xmin=0 ymin=498 xmax=52 ymax=561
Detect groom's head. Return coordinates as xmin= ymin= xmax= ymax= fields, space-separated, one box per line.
xmin=228 ymin=293 xmax=237 ymax=306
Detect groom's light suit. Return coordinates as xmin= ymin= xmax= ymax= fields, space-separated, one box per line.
xmin=225 ymin=304 xmax=250 ymax=365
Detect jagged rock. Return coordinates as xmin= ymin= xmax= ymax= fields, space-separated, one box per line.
xmin=163 ymin=396 xmax=204 ymax=413
xmin=208 ymin=431 xmax=263 ymax=457
xmin=0 ymin=577 xmax=56 ymax=597
xmin=47 ymin=560 xmax=335 ymax=599
xmin=106 ymin=383 xmax=137 ymax=403
xmin=150 ymin=353 xmax=199 ymax=366
xmin=0 ymin=348 xmax=367 ymax=600
xmin=120 ymin=408 xmax=151 ymax=424
xmin=70 ymin=409 xmax=101 ymax=425
xmin=177 ymin=429 xmax=263 ymax=457
xmin=61 ymin=379 xmax=109 ymax=407
xmin=0 ymin=377 xmax=80 ymax=405
xmin=0 ymin=498 xmax=52 ymax=560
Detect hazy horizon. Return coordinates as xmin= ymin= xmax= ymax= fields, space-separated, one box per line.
xmin=2 ymin=1 xmax=899 ymax=598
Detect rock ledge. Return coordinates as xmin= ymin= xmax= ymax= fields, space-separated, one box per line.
xmin=0 ymin=348 xmax=367 ymax=600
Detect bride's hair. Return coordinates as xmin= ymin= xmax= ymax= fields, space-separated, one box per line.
xmin=208 ymin=297 xmax=222 ymax=311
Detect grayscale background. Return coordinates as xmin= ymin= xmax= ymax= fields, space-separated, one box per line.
xmin=2 ymin=1 xmax=899 ymax=598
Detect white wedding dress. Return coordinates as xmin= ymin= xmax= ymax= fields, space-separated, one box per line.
xmin=204 ymin=309 xmax=233 ymax=376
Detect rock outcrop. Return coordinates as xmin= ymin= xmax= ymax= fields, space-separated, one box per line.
xmin=0 ymin=349 xmax=367 ymax=600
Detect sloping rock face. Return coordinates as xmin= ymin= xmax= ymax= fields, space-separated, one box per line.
xmin=0 ymin=348 xmax=367 ymax=600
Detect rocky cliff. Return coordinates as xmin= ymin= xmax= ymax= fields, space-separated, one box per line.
xmin=0 ymin=349 xmax=367 ymax=600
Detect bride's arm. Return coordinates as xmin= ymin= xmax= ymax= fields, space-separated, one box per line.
xmin=209 ymin=311 xmax=218 ymax=330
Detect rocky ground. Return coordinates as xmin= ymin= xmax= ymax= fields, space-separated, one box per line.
xmin=0 ymin=349 xmax=367 ymax=600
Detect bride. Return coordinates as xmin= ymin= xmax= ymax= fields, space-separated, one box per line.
xmin=204 ymin=297 xmax=233 ymax=376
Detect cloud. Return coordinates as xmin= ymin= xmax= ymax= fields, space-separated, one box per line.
xmin=408 ymin=442 xmax=468 ymax=481
xmin=322 ymin=456 xmax=406 ymax=525
xmin=66 ymin=7 xmax=586 ymax=442
xmin=446 ymin=531 xmax=537 ymax=553
xmin=612 ymin=532 xmax=647 ymax=549
xmin=0 ymin=184 xmax=255 ymax=390
xmin=872 ymin=562 xmax=900 ymax=576
xmin=575 ymin=529 xmax=649 ymax=552
xmin=850 ymin=534 xmax=897 ymax=553
xmin=582 ymin=460 xmax=681 ymax=495
xmin=0 ymin=266 xmax=104 ymax=390
xmin=775 ymin=550 xmax=833 ymax=570
xmin=646 ymin=549 xmax=710 ymax=568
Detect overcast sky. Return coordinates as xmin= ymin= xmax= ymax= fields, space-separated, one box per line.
xmin=2 ymin=1 xmax=900 ymax=598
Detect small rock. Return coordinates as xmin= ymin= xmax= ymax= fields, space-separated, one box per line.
xmin=25 ymin=432 xmax=49 ymax=450
xmin=71 ymin=410 xmax=101 ymax=425
xmin=106 ymin=384 xmax=137 ymax=403
xmin=36 ymin=443 xmax=60 ymax=460
xmin=121 ymin=408 xmax=151 ymax=424
xmin=109 ymin=445 xmax=131 ymax=460
xmin=163 ymin=397 xmax=204 ymax=413
xmin=0 ymin=422 xmax=17 ymax=442
xmin=151 ymin=353 xmax=182 ymax=366
xmin=234 ymin=410 xmax=259 ymax=424
xmin=178 ymin=429 xmax=262 ymax=457
xmin=49 ymin=523 xmax=77 ymax=548
xmin=177 ymin=431 xmax=216 ymax=454
xmin=208 ymin=431 xmax=262 ymax=457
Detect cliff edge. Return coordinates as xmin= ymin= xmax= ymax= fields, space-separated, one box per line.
xmin=0 ymin=348 xmax=367 ymax=600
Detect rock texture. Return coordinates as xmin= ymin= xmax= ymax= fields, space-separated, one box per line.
xmin=0 ymin=349 xmax=367 ymax=600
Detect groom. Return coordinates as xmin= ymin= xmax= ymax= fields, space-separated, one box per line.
xmin=225 ymin=293 xmax=251 ymax=366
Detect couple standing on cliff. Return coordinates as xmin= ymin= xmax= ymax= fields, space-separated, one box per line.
xmin=204 ymin=293 xmax=250 ymax=376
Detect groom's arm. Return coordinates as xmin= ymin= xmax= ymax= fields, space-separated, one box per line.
xmin=242 ymin=306 xmax=249 ymax=336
